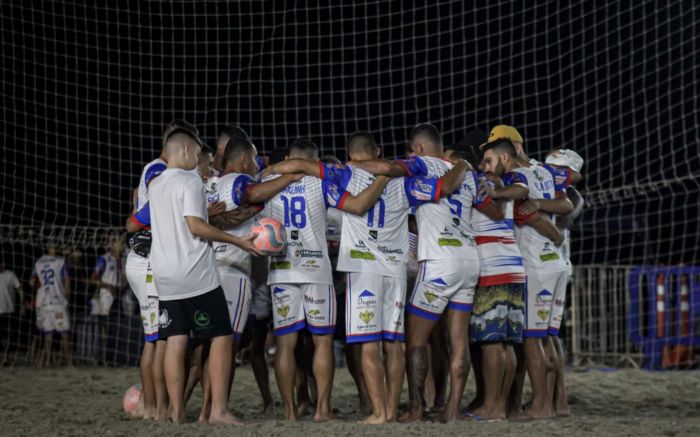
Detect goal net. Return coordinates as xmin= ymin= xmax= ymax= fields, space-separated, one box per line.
xmin=1 ymin=1 xmax=698 ymax=368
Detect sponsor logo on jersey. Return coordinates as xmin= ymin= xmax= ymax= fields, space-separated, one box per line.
xmin=438 ymin=238 xmax=463 ymax=247
xmin=193 ymin=310 xmax=212 ymax=328
xmin=452 ymin=218 xmax=460 ymax=227
xmin=207 ymin=193 xmax=220 ymax=203
xmin=214 ymin=245 xmax=228 ymax=253
xmin=287 ymin=241 xmax=303 ymax=247
xmin=440 ymin=227 xmax=454 ymax=236
xmin=276 ymin=305 xmax=290 ymax=318
xmin=378 ymin=246 xmax=403 ymax=254
xmin=271 ymin=261 xmax=292 ymax=270
xmin=539 ymin=252 xmax=560 ymax=262
xmin=411 ymin=182 xmax=433 ymax=200
xmin=369 ymin=230 xmax=378 ymax=242
xmin=359 ymin=311 xmax=374 ymax=324
xmin=291 ymin=230 xmax=299 ymax=240
xmin=350 ymin=250 xmax=376 ymax=260
xmin=296 ymin=250 xmax=323 ymax=258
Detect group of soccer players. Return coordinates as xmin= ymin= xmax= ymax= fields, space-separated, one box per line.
xmin=122 ymin=119 xmax=584 ymax=425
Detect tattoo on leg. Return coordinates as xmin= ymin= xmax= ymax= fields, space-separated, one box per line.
xmin=407 ymin=346 xmax=428 ymax=411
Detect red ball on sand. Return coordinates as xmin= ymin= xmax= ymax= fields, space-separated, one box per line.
xmin=123 ymin=384 xmax=142 ymax=416
xmin=251 ymin=218 xmax=287 ymax=254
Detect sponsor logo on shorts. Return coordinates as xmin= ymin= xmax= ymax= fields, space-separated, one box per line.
xmin=429 ymin=277 xmax=447 ymax=287
xmin=308 ymin=309 xmax=321 ymax=316
xmin=194 ymin=310 xmax=211 ymax=328
xmin=146 ymin=273 xmax=153 ymax=283
xmin=536 ymin=289 xmax=553 ymax=304
xmin=537 ymin=309 xmax=550 ymax=321
xmin=357 ymin=290 xmax=377 ymax=306
xmin=159 ymin=309 xmax=172 ymax=328
xmin=359 ymin=311 xmax=374 ymax=324
xmin=301 ymin=259 xmax=320 ymax=269
xmin=303 ymin=295 xmax=326 ymax=304
xmin=423 ymin=291 xmax=438 ymax=303
xmin=273 ymin=286 xmax=285 ymax=294
xmin=350 ymin=250 xmax=376 ymax=260
xmin=276 ymin=305 xmax=290 ymax=318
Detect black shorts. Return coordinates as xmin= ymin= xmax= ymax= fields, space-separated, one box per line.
xmin=159 ymin=287 xmax=233 ymax=340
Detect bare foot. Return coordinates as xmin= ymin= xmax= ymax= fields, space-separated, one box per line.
xmin=555 ymin=405 xmax=571 ymax=417
xmin=469 ymin=406 xmax=506 ymax=422
xmin=438 ymin=407 xmax=461 ymax=423
xmin=314 ymin=410 xmax=335 ymax=422
xmin=208 ymin=411 xmax=244 ymax=426
xmin=398 ymin=408 xmax=423 ymax=423
xmin=261 ymin=402 xmax=275 ymax=415
xmin=522 ymin=402 xmax=554 ymax=419
xmin=169 ymin=411 xmax=186 ymax=424
xmin=296 ymin=400 xmax=312 ymax=417
xmin=359 ymin=413 xmax=386 ymax=424
xmin=283 ymin=404 xmax=298 ymax=422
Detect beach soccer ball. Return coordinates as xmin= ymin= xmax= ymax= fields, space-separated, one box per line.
xmin=123 ymin=384 xmax=142 ymax=416
xmin=251 ymin=218 xmax=287 ymax=254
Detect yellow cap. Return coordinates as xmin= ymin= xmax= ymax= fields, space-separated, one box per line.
xmin=488 ymin=125 xmax=523 ymax=144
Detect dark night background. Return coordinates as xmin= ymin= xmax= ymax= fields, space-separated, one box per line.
xmin=1 ymin=0 xmax=699 ymax=267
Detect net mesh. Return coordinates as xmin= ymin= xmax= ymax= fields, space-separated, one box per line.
xmin=1 ymin=1 xmax=699 ymax=368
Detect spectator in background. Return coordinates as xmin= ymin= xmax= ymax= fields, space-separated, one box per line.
xmin=0 ymin=259 xmax=24 ymax=366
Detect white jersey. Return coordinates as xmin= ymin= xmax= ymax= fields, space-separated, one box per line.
xmin=471 ymin=176 xmax=526 ymax=286
xmin=262 ymin=175 xmax=333 ymax=285
xmin=94 ymin=252 xmax=123 ymax=288
xmin=0 ymin=270 xmax=21 ymax=314
xmin=399 ymin=156 xmax=480 ymax=261
xmin=207 ymin=172 xmax=257 ymax=275
xmin=320 ymin=164 xmax=441 ymax=278
xmin=32 ymin=255 xmax=69 ymax=309
xmin=506 ymin=165 xmax=567 ymax=273
xmin=136 ymin=158 xmax=167 ymax=212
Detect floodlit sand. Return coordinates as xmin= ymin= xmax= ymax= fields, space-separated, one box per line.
xmin=1 ymin=365 xmax=699 ymax=436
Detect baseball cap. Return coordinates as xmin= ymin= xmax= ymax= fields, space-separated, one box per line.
xmin=546 ymin=149 xmax=584 ymax=173
xmin=487 ymin=125 xmax=524 ymax=144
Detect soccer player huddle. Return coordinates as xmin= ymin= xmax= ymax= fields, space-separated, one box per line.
xmin=124 ymin=120 xmax=584 ymax=425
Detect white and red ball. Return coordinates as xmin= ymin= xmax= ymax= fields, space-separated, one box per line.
xmin=251 ymin=217 xmax=287 ymax=254
xmin=123 ymin=384 xmax=142 ymax=416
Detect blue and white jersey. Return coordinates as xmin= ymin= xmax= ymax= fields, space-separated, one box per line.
xmin=398 ymin=156 xmax=484 ymax=261
xmin=208 ymin=172 xmax=258 ymax=275
xmin=261 ymin=174 xmax=334 ymax=285
xmin=94 ymin=253 xmax=123 ymax=289
xmin=32 ymin=255 xmax=70 ymax=309
xmin=508 ymin=165 xmax=567 ymax=272
xmin=136 ymin=158 xmax=167 ymax=212
xmin=320 ymin=162 xmax=441 ymax=278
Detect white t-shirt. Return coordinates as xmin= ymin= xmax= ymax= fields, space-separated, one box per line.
xmin=261 ymin=174 xmax=333 ymax=285
xmin=0 ymin=270 xmax=21 ymax=314
xmin=149 ymin=168 xmax=220 ymax=301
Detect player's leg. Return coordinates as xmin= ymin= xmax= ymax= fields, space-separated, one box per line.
xmin=548 ymin=271 xmax=570 ymax=416
xmin=55 ymin=306 xmax=72 ymax=366
xmin=184 ymin=341 xmax=202 ymax=405
xmin=466 ymin=342 xmax=484 ymax=412
xmin=400 ymin=261 xmax=442 ymax=422
xmin=360 ymin=340 xmax=386 ymax=424
xmin=551 ymin=336 xmax=570 ymax=416
xmin=302 ymin=283 xmax=336 ymax=422
xmin=271 ymin=283 xmax=306 ymax=421
xmin=294 ymin=333 xmax=313 ymax=417
xmin=440 ymin=307 xmax=471 ymax=422
xmin=345 ymin=342 xmax=370 ymax=413
xmin=428 ymin=318 xmax=449 ymax=412
xmin=522 ymin=271 xmax=556 ymax=419
xmin=139 ymin=341 xmax=157 ymax=418
xmin=153 ymin=339 xmax=169 ymax=420
xmin=382 ymin=276 xmax=407 ymax=422
xmin=159 ymin=299 xmax=188 ymax=423
xmin=248 ymin=318 xmax=274 ymax=412
xmin=41 ymin=332 xmax=53 ymax=367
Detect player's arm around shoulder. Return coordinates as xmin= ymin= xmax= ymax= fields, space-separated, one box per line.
xmin=262 ymin=158 xmax=322 ymax=178
xmin=522 ymin=212 xmax=565 ymax=246
xmin=245 ymin=173 xmax=304 ymax=204
xmin=484 ymin=171 xmax=529 ymax=200
xmin=350 ymin=159 xmax=408 ymax=177
xmin=337 ymin=175 xmax=391 ymax=216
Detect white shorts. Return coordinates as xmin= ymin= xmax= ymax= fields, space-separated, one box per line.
xmin=218 ymin=267 xmax=252 ymax=341
xmin=90 ymin=288 xmax=115 ymax=316
xmin=37 ymin=305 xmax=70 ymax=334
xmin=270 ymin=283 xmax=335 ymax=336
xmin=346 ymin=272 xmax=406 ymax=343
xmin=407 ymin=259 xmax=479 ymax=321
xmin=523 ymin=268 xmax=568 ymax=338
xmin=126 ymin=254 xmax=159 ymax=342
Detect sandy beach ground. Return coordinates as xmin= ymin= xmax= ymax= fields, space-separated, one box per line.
xmin=1 ymin=365 xmax=699 ymax=436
